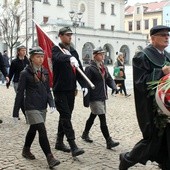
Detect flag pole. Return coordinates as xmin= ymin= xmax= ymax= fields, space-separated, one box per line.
xmin=33 ymin=20 xmax=95 ymax=89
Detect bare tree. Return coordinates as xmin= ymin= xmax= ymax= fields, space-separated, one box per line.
xmin=0 ymin=1 xmax=26 ymax=61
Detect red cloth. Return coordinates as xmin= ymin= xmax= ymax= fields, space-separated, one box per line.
xmin=35 ymin=24 xmax=54 ymax=87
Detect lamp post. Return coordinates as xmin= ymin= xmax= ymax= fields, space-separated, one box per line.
xmin=32 ymin=0 xmax=41 ymax=47
xmin=69 ymin=11 xmax=83 ymax=49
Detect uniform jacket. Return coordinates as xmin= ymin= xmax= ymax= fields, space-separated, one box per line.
xmin=8 ymin=56 xmax=29 ymax=83
xmin=13 ymin=65 xmax=55 ymax=117
xmin=85 ymin=61 xmax=116 ymax=102
xmin=52 ymin=43 xmax=87 ymax=92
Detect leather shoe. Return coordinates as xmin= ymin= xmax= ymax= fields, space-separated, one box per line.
xmin=55 ymin=143 xmax=70 ymax=152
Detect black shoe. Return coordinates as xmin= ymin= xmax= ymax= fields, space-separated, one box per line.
xmin=125 ymin=94 xmax=131 ymax=97
xmin=0 ymin=119 xmax=2 ymax=124
xmin=22 ymin=147 xmax=36 ymax=160
xmin=106 ymin=137 xmax=119 ymax=149
xmin=55 ymin=143 xmax=70 ymax=153
xmin=119 ymin=153 xmax=135 ymax=170
xmin=81 ymin=131 xmax=93 ymax=143
xmin=68 ymin=140 xmax=85 ymax=157
xmin=72 ymin=148 xmax=85 ymax=157
xmin=47 ymin=154 xmax=60 ymax=169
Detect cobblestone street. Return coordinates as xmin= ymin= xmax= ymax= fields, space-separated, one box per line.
xmin=0 ymin=83 xmax=160 ymax=170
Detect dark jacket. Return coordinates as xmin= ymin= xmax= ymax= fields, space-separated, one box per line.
xmin=0 ymin=52 xmax=7 ymax=77
xmin=8 ymin=56 xmax=29 ymax=83
xmin=85 ymin=61 xmax=115 ymax=102
xmin=13 ymin=65 xmax=55 ymax=117
xmin=52 ymin=43 xmax=86 ymax=92
xmin=131 ymin=44 xmax=170 ymax=165
xmin=2 ymin=54 xmax=10 ymax=68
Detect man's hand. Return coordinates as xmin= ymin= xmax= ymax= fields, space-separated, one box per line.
xmin=162 ymin=65 xmax=170 ymax=75
xmin=70 ymin=57 xmax=79 ymax=67
xmin=6 ymin=77 xmax=9 ymax=83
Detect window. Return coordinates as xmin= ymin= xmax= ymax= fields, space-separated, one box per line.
xmin=144 ymin=20 xmax=149 ymax=30
xmin=153 ymin=19 xmax=157 ymax=27
xmin=101 ymin=2 xmax=105 ymax=13
xmin=43 ymin=17 xmax=49 ymax=24
xmin=101 ymin=24 xmax=105 ymax=30
xmin=111 ymin=25 xmax=114 ymax=31
xmin=111 ymin=4 xmax=115 ymax=15
xmin=3 ymin=0 xmax=7 ymax=6
xmin=136 ymin=21 xmax=141 ymax=30
xmin=43 ymin=0 xmax=49 ymax=3
xmin=57 ymin=0 xmax=62 ymax=6
xmin=128 ymin=21 xmax=132 ymax=31
xmin=137 ymin=7 xmax=140 ymax=14
xmin=14 ymin=0 xmax=20 ymax=5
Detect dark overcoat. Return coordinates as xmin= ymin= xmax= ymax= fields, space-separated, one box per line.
xmin=129 ymin=44 xmax=170 ymax=167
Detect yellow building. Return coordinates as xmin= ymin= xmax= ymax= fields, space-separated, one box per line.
xmin=125 ymin=0 xmax=170 ymax=42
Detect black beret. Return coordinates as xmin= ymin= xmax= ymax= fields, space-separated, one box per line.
xmin=58 ymin=27 xmax=73 ymax=36
xmin=93 ymin=47 xmax=105 ymax=55
xmin=150 ymin=25 xmax=170 ymax=36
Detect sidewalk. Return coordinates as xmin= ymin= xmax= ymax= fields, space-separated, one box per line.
xmin=0 ymin=85 xmax=159 ymax=170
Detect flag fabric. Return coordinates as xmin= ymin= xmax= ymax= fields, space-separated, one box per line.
xmin=35 ymin=24 xmax=54 ymax=87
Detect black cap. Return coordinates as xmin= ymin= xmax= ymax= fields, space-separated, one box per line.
xmin=93 ymin=47 xmax=105 ymax=55
xmin=150 ymin=25 xmax=170 ymax=36
xmin=58 ymin=26 xmax=73 ymax=36
xmin=29 ymin=46 xmax=44 ymax=56
xmin=17 ymin=45 xmax=26 ymax=51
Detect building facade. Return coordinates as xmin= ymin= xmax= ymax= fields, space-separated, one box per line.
xmin=0 ymin=0 xmax=147 ymax=65
xmin=125 ymin=0 xmax=170 ymax=51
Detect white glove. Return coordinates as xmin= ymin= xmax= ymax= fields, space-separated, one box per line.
xmin=70 ymin=57 xmax=79 ymax=67
xmin=82 ymin=88 xmax=88 ymax=97
xmin=13 ymin=117 xmax=19 ymax=124
xmin=49 ymin=107 xmax=56 ymax=114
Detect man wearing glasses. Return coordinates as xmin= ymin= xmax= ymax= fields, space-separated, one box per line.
xmin=52 ymin=27 xmax=87 ymax=157
xmin=119 ymin=25 xmax=170 ymax=170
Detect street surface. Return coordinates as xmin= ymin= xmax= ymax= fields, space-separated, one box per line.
xmin=0 ymin=66 xmax=160 ymax=169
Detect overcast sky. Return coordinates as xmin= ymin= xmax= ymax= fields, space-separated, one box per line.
xmin=127 ymin=0 xmax=161 ymax=5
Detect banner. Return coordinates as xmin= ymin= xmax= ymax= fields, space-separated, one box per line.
xmin=35 ymin=24 xmax=54 ymax=87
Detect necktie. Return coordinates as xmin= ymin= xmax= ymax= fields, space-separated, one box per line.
xmin=100 ymin=64 xmax=105 ymax=75
xmin=37 ymin=70 xmax=41 ymax=79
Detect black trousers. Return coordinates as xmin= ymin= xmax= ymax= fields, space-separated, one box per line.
xmin=54 ymin=91 xmax=75 ymax=141
xmin=114 ymin=79 xmax=127 ymax=96
xmin=24 ymin=123 xmax=51 ymax=157
xmin=124 ymin=124 xmax=170 ymax=169
xmin=84 ymin=112 xmax=110 ymax=140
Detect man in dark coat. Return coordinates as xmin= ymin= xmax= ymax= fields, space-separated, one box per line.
xmin=0 ymin=52 xmax=9 ymax=123
xmin=52 ymin=26 xmax=87 ymax=157
xmin=119 ymin=25 xmax=170 ymax=170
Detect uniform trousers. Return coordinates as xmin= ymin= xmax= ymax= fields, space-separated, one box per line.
xmin=54 ymin=91 xmax=75 ymax=141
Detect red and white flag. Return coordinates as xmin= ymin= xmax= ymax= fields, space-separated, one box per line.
xmin=35 ymin=23 xmax=54 ymax=87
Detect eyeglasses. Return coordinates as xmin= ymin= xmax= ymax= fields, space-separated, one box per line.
xmin=153 ymin=33 xmax=170 ymax=37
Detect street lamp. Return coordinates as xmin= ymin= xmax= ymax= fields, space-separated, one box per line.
xmin=32 ymin=0 xmax=41 ymax=47
xmin=69 ymin=11 xmax=83 ymax=49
